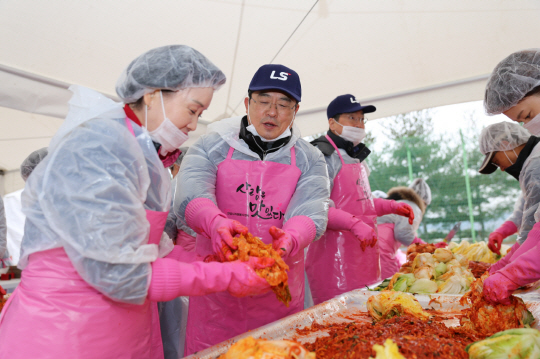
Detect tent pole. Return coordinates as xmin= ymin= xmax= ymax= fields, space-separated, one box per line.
xmin=406 ymin=138 xmax=413 ymax=182
xmin=460 ymin=129 xmax=476 ymax=242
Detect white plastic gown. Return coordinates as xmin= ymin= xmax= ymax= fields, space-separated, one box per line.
xmin=165 ymin=177 xmax=196 ymax=240
xmin=0 ymin=195 xmax=7 ymax=259
xmin=377 ymin=200 xmax=423 ymax=246
xmin=173 ymin=116 xmax=330 ymax=240
xmin=517 ymin=142 xmax=540 ymax=245
xmin=19 ymin=86 xmax=173 ymax=305
xmin=323 ymin=147 xmax=371 ymax=207
xmin=507 ymin=193 xmax=525 ymax=230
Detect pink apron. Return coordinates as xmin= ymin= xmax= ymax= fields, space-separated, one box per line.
xmin=185 ymin=146 xmax=302 ymax=355
xmin=305 ymin=135 xmax=380 ymax=305
xmin=377 ymin=223 xmax=402 ymax=279
xmin=0 ymin=118 xmax=168 ymax=359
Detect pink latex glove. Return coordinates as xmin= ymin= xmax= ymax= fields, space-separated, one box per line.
xmin=269 ymin=216 xmax=316 ymax=260
xmin=327 ymin=207 xmax=377 ymax=251
xmin=434 ymin=241 xmax=448 ymax=248
xmin=488 ymin=221 xmax=518 ymax=255
xmin=490 ymin=223 xmax=540 ymax=274
xmin=148 ymin=256 xmax=274 ymax=301
xmin=412 ymin=237 xmax=426 ymax=244
xmin=373 ymin=198 xmax=414 ymax=225
xmin=489 ymin=242 xmax=520 ymax=274
xmin=483 ymin=272 xmax=520 ymax=305
xmin=185 ymin=198 xmax=248 ymax=261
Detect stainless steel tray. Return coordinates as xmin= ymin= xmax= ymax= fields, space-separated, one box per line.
xmin=185 ymin=289 xmax=540 ymax=358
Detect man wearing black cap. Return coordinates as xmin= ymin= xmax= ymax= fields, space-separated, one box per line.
xmin=175 ymin=64 xmax=330 ymax=354
xmin=305 ymin=94 xmax=414 ymax=305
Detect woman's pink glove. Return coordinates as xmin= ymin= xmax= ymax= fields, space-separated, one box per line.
xmin=412 ymin=237 xmax=426 ymax=244
xmin=488 ymin=220 xmax=518 ymax=255
xmin=483 ymin=272 xmax=519 ymax=305
xmin=489 ymin=242 xmax=520 ymax=274
xmin=148 ymin=256 xmax=274 ymax=302
xmin=269 ymin=216 xmax=316 ymax=260
xmin=185 ymin=198 xmax=248 ymax=261
xmin=327 ymin=207 xmax=377 ymax=251
xmin=373 ymin=199 xmax=414 ymax=225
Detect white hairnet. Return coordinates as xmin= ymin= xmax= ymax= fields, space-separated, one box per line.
xmin=408 ymin=178 xmax=431 ymax=205
xmin=372 ymin=190 xmax=388 ymax=199
xmin=479 ymin=121 xmax=531 ymax=154
xmin=20 ymin=147 xmax=48 ymax=181
xmin=116 ymin=45 xmax=226 ymax=103
xmin=485 ymin=49 xmax=540 ymax=115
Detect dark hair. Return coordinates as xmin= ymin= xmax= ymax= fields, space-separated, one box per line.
xmin=332 ymin=113 xmax=342 ymax=122
xmin=130 ymin=89 xmax=176 ymax=110
xmin=525 ymin=85 xmax=540 ymax=98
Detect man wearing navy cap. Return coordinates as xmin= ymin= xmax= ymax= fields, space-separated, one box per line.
xmin=305 ymin=94 xmax=414 ymax=305
xmin=175 ymin=64 xmax=330 ymax=354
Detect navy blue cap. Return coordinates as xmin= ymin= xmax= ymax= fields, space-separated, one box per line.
xmin=327 ymin=94 xmax=376 ymax=119
xmin=248 ymin=64 xmax=301 ymax=102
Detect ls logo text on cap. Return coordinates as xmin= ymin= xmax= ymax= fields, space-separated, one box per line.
xmin=350 ymin=97 xmax=359 ymax=103
xmin=270 ymin=71 xmax=290 ymax=81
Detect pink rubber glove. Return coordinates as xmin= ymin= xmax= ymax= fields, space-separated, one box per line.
xmin=483 ymin=272 xmax=520 ymax=305
xmin=148 ymin=256 xmax=274 ymax=301
xmin=269 ymin=216 xmax=316 ymax=260
xmin=412 ymin=237 xmax=426 ymax=244
xmin=185 ymin=198 xmax=248 ymax=261
xmin=326 ymin=207 xmax=377 ymax=251
xmin=489 ymin=242 xmax=520 ymax=274
xmin=373 ymin=198 xmax=414 ymax=225
xmin=488 ymin=221 xmax=518 ymax=255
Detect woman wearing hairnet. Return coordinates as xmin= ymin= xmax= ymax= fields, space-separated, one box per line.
xmin=377 ymin=178 xmax=431 ymax=279
xmin=0 ymin=45 xmax=272 ymax=359
xmin=484 ymin=49 xmax=540 ymax=256
xmin=477 ymin=121 xmax=540 ymax=304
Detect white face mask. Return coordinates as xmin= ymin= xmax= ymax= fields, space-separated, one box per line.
xmin=245 ymin=102 xmax=294 ymax=142
xmin=145 ymin=91 xmax=189 ymax=155
xmin=334 ymin=120 xmax=366 ymax=146
xmin=523 ymin=113 xmax=540 ymax=136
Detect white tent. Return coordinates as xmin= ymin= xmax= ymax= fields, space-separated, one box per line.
xmin=1 ymin=0 xmax=540 ymax=194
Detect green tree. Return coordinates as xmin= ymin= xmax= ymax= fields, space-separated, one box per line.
xmin=366 ymin=110 xmax=520 ymax=242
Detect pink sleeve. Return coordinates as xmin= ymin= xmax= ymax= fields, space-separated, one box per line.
xmin=373 ymin=198 xmax=398 ymax=216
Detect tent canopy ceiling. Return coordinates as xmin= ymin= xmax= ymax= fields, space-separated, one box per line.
xmin=1 ymin=0 xmax=540 ymax=171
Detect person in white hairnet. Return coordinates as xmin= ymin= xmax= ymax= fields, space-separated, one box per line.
xmin=0 ymin=45 xmax=273 ymax=359
xmin=173 ymin=64 xmax=330 ymax=355
xmin=476 ymin=121 xmax=540 ymax=305
xmin=377 ymin=178 xmax=431 ymax=279
xmin=484 ymin=50 xmax=540 ymax=256
xmin=2 ymin=148 xmax=49 ymax=266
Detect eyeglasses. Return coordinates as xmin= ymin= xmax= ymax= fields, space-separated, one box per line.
xmin=250 ymin=96 xmax=296 ymax=115
xmin=341 ymin=114 xmax=366 ymax=124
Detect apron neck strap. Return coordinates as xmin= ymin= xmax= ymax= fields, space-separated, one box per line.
xmin=226 ymin=146 xmax=235 ymax=159
xmin=125 ymin=117 xmax=136 ymax=137
xmin=290 ymin=146 xmax=296 ymax=167
xmin=325 ymin=134 xmax=345 ymax=165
